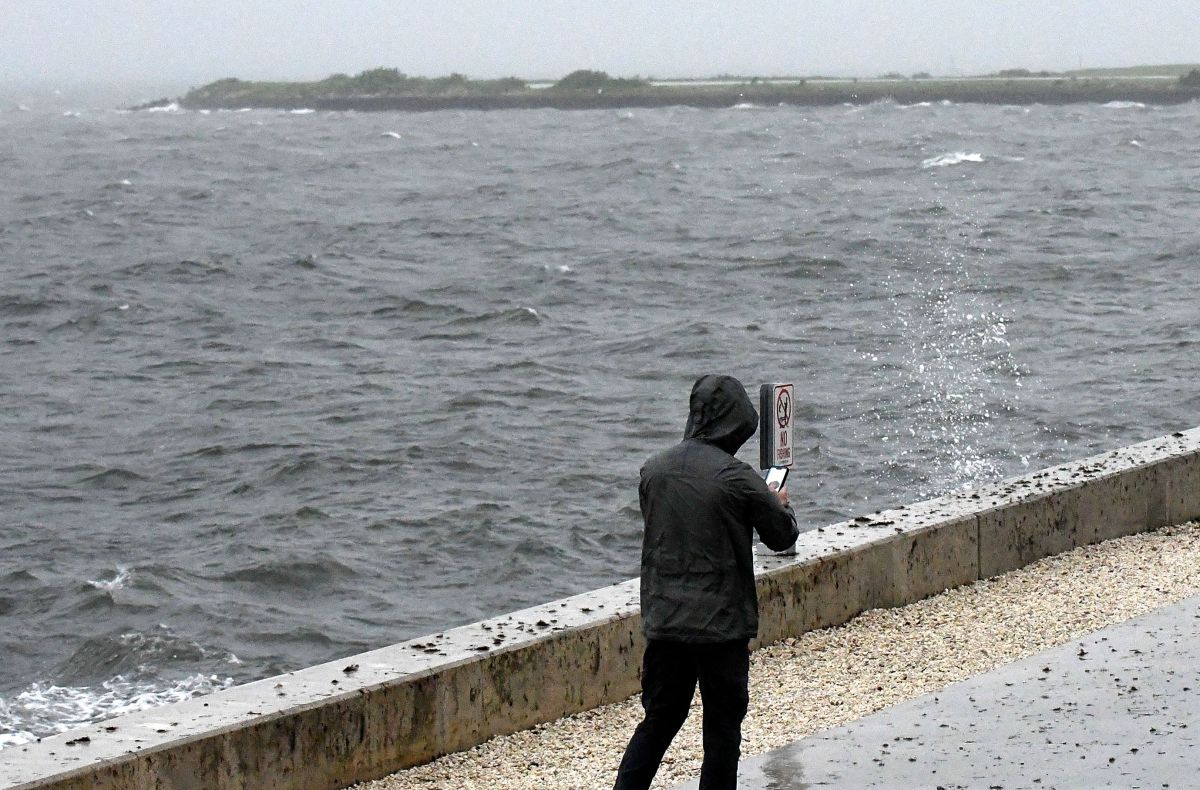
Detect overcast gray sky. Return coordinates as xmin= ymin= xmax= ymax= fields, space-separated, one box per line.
xmin=3 ymin=0 xmax=1197 ymax=92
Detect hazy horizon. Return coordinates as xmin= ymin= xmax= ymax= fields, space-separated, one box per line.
xmin=2 ymin=1 xmax=1197 ymax=104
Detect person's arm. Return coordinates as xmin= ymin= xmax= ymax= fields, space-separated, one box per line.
xmin=734 ymin=465 xmax=799 ymax=551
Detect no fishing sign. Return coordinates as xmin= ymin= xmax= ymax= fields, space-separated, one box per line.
xmin=759 ymin=382 xmax=794 ymax=469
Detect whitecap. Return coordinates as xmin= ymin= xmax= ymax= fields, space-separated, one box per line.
xmin=380 ymin=131 xmax=402 ymax=139
xmin=730 ymin=102 xmax=761 ymax=110
xmin=87 ymin=566 xmax=132 ymax=592
xmin=287 ymin=108 xmax=316 ymax=115
xmin=900 ymin=101 xmax=933 ymax=109
xmin=1103 ymin=100 xmax=1145 ymax=109
xmin=146 ymin=102 xmax=180 ymax=113
xmin=62 ymin=111 xmax=80 ymax=118
xmin=922 ymin=152 xmax=984 ymax=169
xmin=1129 ymin=140 xmax=1143 ymax=148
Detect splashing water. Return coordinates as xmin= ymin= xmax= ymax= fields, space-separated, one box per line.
xmin=0 ymin=674 xmax=234 ymax=748
xmin=86 ymin=566 xmax=132 ymax=593
xmin=896 ymin=286 xmax=1021 ymax=491
xmin=866 ymin=205 xmax=1024 ymax=497
xmin=0 ymin=624 xmax=242 ymax=748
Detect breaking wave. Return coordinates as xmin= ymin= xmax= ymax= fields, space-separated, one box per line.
xmin=922 ymin=151 xmax=985 ymax=168
xmin=0 ymin=673 xmax=234 ymax=749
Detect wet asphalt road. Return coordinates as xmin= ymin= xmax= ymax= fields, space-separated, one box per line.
xmin=674 ymin=594 xmax=1200 ymax=789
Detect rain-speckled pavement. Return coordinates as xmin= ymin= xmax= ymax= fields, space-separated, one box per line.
xmin=673 ymin=594 xmax=1200 ymax=789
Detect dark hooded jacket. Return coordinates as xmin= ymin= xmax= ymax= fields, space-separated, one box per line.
xmin=638 ymin=375 xmax=799 ymax=643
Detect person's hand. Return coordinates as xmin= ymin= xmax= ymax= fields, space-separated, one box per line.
xmin=769 ymin=482 xmax=789 ymax=507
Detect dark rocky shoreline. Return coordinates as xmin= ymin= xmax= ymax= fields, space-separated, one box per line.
xmin=175 ymin=81 xmax=1200 ymax=113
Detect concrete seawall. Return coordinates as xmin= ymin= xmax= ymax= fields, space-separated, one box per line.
xmin=5 ymin=428 xmax=1199 ymax=790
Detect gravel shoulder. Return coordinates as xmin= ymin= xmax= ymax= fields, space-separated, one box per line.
xmin=357 ymin=522 xmax=1200 ymax=790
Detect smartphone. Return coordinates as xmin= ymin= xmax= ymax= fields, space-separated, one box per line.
xmin=763 ymin=465 xmax=789 ymax=490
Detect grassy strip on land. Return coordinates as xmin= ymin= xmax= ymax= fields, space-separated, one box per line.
xmin=1064 ymin=63 xmax=1200 ymax=78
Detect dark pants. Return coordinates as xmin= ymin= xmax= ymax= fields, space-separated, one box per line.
xmin=613 ymin=638 xmax=750 ymax=790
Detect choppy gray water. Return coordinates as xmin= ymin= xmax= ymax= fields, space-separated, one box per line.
xmin=1 ymin=96 xmax=1198 ymax=746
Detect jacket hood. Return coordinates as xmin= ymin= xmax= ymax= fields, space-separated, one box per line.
xmin=683 ymin=374 xmax=758 ymax=455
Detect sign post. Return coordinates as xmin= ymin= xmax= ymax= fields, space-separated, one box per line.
xmin=759 ymin=381 xmax=796 ymax=556
xmin=759 ymin=382 xmax=794 ymax=470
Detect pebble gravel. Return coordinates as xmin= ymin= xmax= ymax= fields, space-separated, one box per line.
xmin=357 ymin=522 xmax=1200 ymax=790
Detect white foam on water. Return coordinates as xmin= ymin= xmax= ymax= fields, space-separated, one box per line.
xmin=381 ymin=131 xmax=402 ymax=139
xmin=1103 ymin=100 xmax=1146 ymax=109
xmin=146 ymin=102 xmax=180 ymax=113
xmin=0 ymin=729 xmax=34 ymax=749
xmin=900 ymin=101 xmax=933 ymax=109
xmin=287 ymin=108 xmax=316 ymax=115
xmin=922 ymin=152 xmax=985 ymax=169
xmin=86 ymin=566 xmax=132 ymax=592
xmin=1129 ymin=140 xmax=1143 ymax=147
xmin=730 ymin=102 xmax=762 ymax=110
xmin=0 ymin=674 xmax=234 ymax=750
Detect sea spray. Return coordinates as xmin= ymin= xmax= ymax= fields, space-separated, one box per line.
xmin=0 ymin=674 xmax=234 ymax=748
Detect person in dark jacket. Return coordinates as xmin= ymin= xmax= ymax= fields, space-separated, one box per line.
xmin=613 ymin=374 xmax=799 ymax=790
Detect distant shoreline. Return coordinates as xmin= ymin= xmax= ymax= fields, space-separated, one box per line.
xmin=169 ymin=78 xmax=1200 ymax=113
